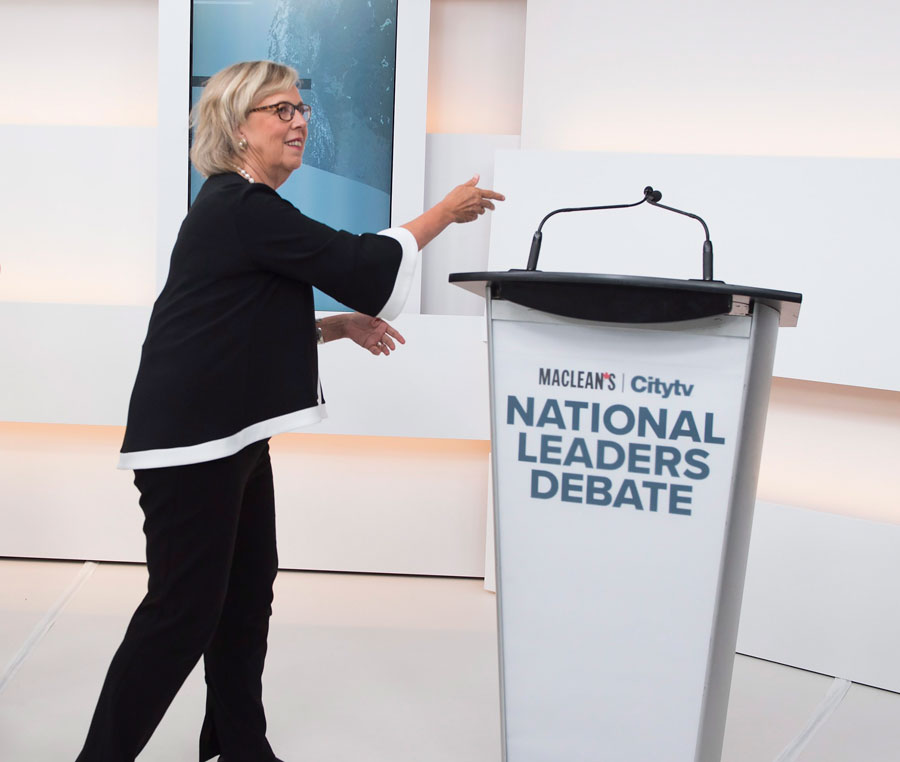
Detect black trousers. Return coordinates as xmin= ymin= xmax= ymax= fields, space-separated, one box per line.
xmin=76 ymin=440 xmax=280 ymax=762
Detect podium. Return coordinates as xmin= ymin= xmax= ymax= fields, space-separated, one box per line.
xmin=450 ymin=271 xmax=802 ymax=762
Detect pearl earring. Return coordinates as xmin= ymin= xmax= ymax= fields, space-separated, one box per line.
xmin=238 ymin=137 xmax=248 ymax=150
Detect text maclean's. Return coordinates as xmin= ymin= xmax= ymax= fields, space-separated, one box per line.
xmin=538 ymin=368 xmax=696 ymax=399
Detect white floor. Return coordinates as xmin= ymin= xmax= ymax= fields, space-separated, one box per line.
xmin=1 ymin=559 xmax=898 ymax=762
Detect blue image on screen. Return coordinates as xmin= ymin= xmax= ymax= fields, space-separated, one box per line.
xmin=190 ymin=0 xmax=398 ymax=312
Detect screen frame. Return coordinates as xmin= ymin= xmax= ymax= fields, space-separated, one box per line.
xmin=156 ymin=0 xmax=429 ymax=312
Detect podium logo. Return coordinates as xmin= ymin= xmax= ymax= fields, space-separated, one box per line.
xmin=538 ymin=367 xmax=616 ymax=391
xmin=631 ymin=375 xmax=694 ymax=399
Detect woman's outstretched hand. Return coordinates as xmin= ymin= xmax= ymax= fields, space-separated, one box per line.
xmin=319 ymin=313 xmax=406 ymax=356
xmin=441 ymin=174 xmax=506 ymax=223
xmin=401 ymin=173 xmax=505 ymax=250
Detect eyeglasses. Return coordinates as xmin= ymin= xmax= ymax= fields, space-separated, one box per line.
xmin=248 ymin=101 xmax=312 ymax=122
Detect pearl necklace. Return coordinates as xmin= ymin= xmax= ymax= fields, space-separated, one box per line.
xmin=234 ymin=166 xmax=255 ymax=183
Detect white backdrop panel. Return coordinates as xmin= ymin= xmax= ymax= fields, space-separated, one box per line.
xmin=0 ymin=303 xmax=489 ymax=439
xmin=489 ymin=150 xmax=900 ymax=390
xmin=738 ymin=502 xmax=900 ymax=694
xmin=0 ymin=303 xmax=149 ymax=426
xmin=422 ymin=133 xmax=521 ymax=316
xmin=0 ymin=126 xmax=157 ymax=306
xmin=0 ymin=425 xmax=489 ymax=577
xmin=313 ymin=312 xmax=489 ymax=439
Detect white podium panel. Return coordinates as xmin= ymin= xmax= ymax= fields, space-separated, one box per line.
xmin=488 ymin=303 xmax=765 ymax=761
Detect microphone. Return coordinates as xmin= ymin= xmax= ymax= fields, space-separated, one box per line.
xmin=525 ymin=186 xmax=715 ymax=281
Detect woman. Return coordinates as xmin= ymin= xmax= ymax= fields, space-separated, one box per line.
xmin=75 ymin=60 xmax=503 ymax=762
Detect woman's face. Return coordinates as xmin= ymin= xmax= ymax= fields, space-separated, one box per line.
xmin=237 ymin=87 xmax=308 ymax=188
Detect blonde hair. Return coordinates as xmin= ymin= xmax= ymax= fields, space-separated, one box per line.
xmin=190 ymin=60 xmax=299 ymax=178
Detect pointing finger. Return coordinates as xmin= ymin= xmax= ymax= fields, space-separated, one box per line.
xmin=385 ymin=325 xmax=406 ymax=344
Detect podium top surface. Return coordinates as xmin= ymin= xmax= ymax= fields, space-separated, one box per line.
xmin=449 ymin=271 xmax=802 ymax=327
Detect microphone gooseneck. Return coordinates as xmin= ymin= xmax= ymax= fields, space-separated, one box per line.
xmin=645 ymin=189 xmax=714 ymax=280
xmin=525 ymin=185 xmax=715 ymax=281
xmin=525 ymin=190 xmax=654 ymax=271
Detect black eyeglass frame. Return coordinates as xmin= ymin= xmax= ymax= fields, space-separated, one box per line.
xmin=247 ymin=101 xmax=312 ymax=122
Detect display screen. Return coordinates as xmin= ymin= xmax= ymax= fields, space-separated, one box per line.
xmin=190 ymin=0 xmax=398 ymax=310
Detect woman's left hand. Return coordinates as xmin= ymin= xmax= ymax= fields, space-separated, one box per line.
xmin=329 ymin=313 xmax=406 ymax=355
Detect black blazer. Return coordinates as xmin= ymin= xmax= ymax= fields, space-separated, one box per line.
xmin=118 ymin=173 xmax=416 ymax=469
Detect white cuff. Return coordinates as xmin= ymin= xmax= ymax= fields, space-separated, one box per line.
xmin=375 ymin=226 xmax=418 ymax=320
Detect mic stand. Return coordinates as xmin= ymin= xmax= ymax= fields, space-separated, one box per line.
xmin=525 ymin=186 xmax=715 ymax=281
xmin=526 ymin=193 xmax=651 ymax=271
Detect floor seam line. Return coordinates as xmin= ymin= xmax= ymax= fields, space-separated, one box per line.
xmin=771 ymin=675 xmax=852 ymax=762
xmin=0 ymin=561 xmax=99 ymax=695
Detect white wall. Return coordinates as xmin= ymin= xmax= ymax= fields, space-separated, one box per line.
xmin=759 ymin=378 xmax=900 ymax=523
xmin=520 ymin=0 xmax=900 ymax=158
xmin=0 ymin=304 xmax=491 ymax=437
xmin=427 ymin=0 xmax=527 ymax=135
xmin=0 ymin=0 xmax=158 ymax=128
xmin=0 ymin=127 xmax=157 ymax=306
xmin=0 ymin=423 xmax=490 ymax=576
xmin=421 ymin=0 xmax=527 ymax=316
xmin=0 ymin=0 xmax=158 ymax=306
